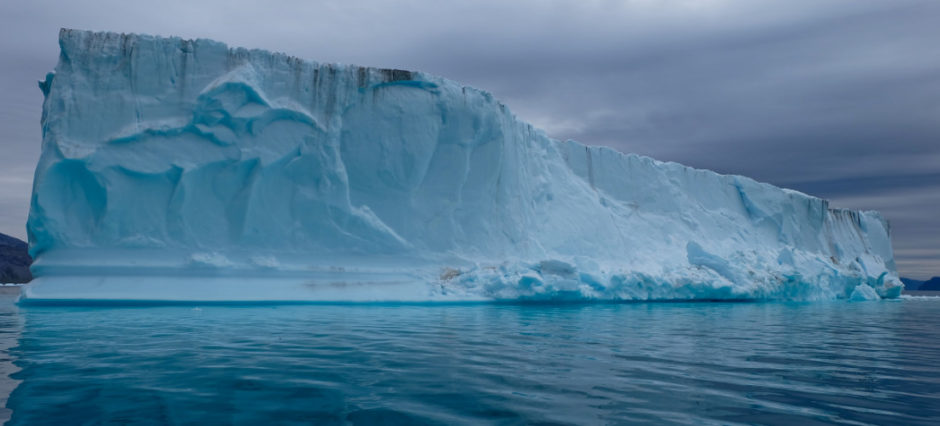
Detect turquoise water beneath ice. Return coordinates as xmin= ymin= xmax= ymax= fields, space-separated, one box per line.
xmin=1 ymin=293 xmax=939 ymax=425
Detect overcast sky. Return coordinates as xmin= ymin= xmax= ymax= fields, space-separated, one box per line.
xmin=0 ymin=0 xmax=937 ymax=278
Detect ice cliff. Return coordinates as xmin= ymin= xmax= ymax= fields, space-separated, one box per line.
xmin=23 ymin=29 xmax=902 ymax=302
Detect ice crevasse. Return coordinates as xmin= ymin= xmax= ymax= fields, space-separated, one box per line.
xmin=23 ymin=29 xmax=903 ymax=302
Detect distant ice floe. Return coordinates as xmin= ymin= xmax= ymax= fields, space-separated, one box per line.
xmin=899 ymin=294 xmax=940 ymax=301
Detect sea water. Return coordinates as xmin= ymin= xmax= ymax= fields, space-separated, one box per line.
xmin=1 ymin=292 xmax=938 ymax=424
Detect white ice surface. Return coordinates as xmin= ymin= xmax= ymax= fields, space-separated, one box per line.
xmin=849 ymin=284 xmax=880 ymax=301
xmin=24 ymin=29 xmax=902 ymax=302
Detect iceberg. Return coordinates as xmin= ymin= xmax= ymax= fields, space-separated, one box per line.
xmin=23 ymin=29 xmax=903 ymax=302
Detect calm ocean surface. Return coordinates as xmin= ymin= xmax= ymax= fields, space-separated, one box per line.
xmin=1 ymin=291 xmax=939 ymax=425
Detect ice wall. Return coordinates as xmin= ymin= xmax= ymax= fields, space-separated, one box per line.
xmin=24 ymin=29 xmax=902 ymax=302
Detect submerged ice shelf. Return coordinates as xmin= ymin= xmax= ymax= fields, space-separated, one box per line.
xmin=23 ymin=29 xmax=902 ymax=302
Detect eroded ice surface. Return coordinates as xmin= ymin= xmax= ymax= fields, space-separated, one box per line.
xmin=24 ymin=29 xmax=902 ymax=302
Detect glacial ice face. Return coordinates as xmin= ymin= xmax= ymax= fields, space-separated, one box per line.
xmin=24 ymin=29 xmax=902 ymax=302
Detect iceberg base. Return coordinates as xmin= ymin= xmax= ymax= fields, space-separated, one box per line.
xmin=19 ymin=258 xmax=903 ymax=304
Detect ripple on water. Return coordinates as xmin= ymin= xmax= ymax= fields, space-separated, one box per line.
xmin=2 ymin=297 xmax=940 ymax=425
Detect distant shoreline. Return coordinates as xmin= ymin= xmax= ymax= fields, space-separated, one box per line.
xmin=902 ymin=290 xmax=940 ymax=296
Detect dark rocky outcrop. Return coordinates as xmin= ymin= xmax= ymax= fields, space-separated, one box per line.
xmin=918 ymin=277 xmax=940 ymax=291
xmin=900 ymin=276 xmax=940 ymax=291
xmin=0 ymin=233 xmax=31 ymax=283
xmin=901 ymin=277 xmax=925 ymax=290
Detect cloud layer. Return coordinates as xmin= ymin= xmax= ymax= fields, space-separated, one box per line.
xmin=1 ymin=0 xmax=937 ymax=278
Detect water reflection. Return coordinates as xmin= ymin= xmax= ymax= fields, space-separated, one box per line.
xmin=3 ymin=297 xmax=940 ymax=424
xmin=0 ymin=287 xmax=23 ymax=424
